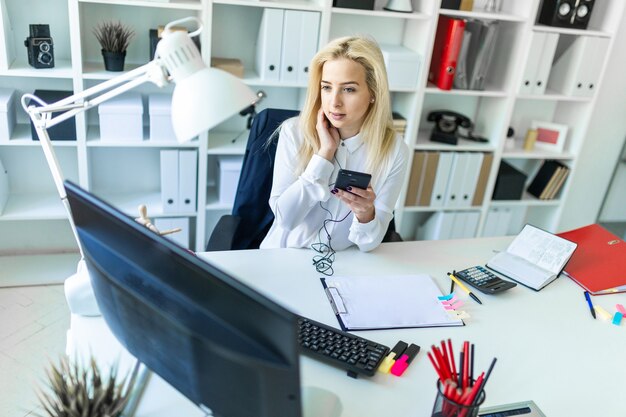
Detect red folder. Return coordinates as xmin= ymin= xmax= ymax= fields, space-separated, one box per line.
xmin=428 ymin=16 xmax=466 ymax=90
xmin=557 ymin=224 xmax=626 ymax=295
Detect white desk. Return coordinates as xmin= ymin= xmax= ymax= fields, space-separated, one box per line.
xmin=67 ymin=237 xmax=626 ymax=417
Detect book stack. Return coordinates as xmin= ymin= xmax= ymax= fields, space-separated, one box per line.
xmin=527 ymin=160 xmax=570 ymax=200
xmin=392 ymin=112 xmax=407 ymax=136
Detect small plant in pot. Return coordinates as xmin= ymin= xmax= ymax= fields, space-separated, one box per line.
xmin=34 ymin=356 xmax=139 ymax=417
xmin=93 ymin=21 xmax=135 ymax=72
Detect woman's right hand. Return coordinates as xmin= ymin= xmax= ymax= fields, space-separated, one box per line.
xmin=316 ymin=108 xmax=340 ymax=162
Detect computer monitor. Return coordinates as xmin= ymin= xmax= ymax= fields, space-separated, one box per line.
xmin=64 ymin=180 xmax=302 ymax=417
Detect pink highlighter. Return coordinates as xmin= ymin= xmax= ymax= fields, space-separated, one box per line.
xmin=390 ymin=343 xmax=421 ymax=376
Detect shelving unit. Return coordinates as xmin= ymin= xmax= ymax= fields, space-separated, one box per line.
xmin=0 ymin=0 xmax=623 ymax=254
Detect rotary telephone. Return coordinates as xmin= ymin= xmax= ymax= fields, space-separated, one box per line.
xmin=427 ymin=110 xmax=488 ymax=145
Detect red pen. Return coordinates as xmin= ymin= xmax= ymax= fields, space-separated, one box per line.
xmin=447 ymin=338 xmax=457 ymax=379
xmin=427 ymin=351 xmax=445 ymax=382
xmin=433 ymin=345 xmax=451 ymax=380
xmin=463 ymin=341 xmax=469 ymax=389
xmin=440 ymin=340 xmax=450 ymax=375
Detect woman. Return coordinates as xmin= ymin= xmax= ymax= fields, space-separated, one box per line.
xmin=260 ymin=36 xmax=409 ymax=252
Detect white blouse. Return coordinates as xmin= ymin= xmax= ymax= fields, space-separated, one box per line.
xmin=260 ymin=116 xmax=409 ymax=252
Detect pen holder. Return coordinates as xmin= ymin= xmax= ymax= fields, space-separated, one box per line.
xmin=431 ymin=379 xmax=485 ymax=417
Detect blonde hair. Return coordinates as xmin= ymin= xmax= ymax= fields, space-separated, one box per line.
xmin=297 ymin=36 xmax=396 ymax=182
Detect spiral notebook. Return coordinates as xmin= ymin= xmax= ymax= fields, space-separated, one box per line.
xmin=320 ymin=274 xmax=464 ymax=331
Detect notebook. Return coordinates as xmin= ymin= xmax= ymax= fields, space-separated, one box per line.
xmin=486 ymin=224 xmax=577 ymax=291
xmin=557 ymin=224 xmax=626 ymax=295
xmin=320 ymin=274 xmax=463 ymax=331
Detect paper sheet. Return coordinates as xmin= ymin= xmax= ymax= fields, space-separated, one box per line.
xmin=321 ymin=274 xmax=464 ymax=330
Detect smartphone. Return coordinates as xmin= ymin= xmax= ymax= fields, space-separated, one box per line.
xmin=334 ymin=169 xmax=371 ymax=191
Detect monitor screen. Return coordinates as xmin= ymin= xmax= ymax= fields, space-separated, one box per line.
xmin=64 ymin=180 xmax=302 ymax=417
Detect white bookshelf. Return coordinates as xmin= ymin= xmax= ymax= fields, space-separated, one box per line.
xmin=0 ymin=0 xmax=623 ymax=253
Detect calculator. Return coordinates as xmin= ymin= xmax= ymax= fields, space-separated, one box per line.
xmin=454 ymin=266 xmax=517 ymax=294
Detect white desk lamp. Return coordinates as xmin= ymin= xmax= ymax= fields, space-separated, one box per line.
xmin=21 ymin=17 xmax=257 ymax=317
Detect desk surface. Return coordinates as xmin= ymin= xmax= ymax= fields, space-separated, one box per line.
xmin=68 ymin=237 xmax=626 ymax=417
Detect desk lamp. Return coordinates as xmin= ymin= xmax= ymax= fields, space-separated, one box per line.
xmin=21 ymin=17 xmax=257 ymax=317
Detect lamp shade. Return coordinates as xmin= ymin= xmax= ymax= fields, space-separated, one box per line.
xmin=171 ymin=67 xmax=256 ymax=142
xmin=156 ymin=28 xmax=256 ymax=143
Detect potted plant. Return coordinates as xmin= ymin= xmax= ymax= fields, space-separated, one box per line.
xmin=35 ymin=356 xmax=139 ymax=417
xmin=93 ymin=21 xmax=135 ymax=72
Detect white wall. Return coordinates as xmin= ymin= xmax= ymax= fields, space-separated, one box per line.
xmin=559 ymin=5 xmax=626 ymax=231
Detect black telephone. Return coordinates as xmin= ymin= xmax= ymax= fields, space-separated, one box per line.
xmin=427 ymin=110 xmax=487 ymax=145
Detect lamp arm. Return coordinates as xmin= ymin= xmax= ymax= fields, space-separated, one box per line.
xmin=19 ymin=59 xmax=169 ymax=264
xmin=21 ymin=60 xmax=168 ymax=130
xmin=32 ymin=124 xmax=84 ymax=259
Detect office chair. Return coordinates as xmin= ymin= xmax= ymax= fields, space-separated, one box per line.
xmin=206 ymin=108 xmax=402 ymax=251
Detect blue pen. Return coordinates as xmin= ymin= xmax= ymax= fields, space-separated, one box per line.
xmin=584 ymin=291 xmax=596 ymax=319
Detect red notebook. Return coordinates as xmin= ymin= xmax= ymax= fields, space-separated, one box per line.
xmin=557 ymin=224 xmax=626 ymax=295
xmin=428 ymin=16 xmax=466 ymax=90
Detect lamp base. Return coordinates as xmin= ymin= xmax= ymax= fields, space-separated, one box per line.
xmin=64 ymin=258 xmax=101 ymax=316
xmin=383 ymin=0 xmax=413 ymax=13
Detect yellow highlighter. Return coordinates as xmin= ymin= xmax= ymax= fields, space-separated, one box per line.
xmin=378 ymin=341 xmax=408 ymax=373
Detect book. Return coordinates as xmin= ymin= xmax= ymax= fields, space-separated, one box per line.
xmin=538 ymin=166 xmax=562 ymax=200
xmin=392 ymin=112 xmax=407 ymax=135
xmin=546 ymin=166 xmax=569 ymax=200
xmin=486 ymin=224 xmax=577 ymax=291
xmin=429 ymin=16 xmax=466 ymax=90
xmin=527 ymin=160 xmax=567 ymax=199
xmin=320 ymin=274 xmax=464 ymax=330
xmin=557 ymin=224 xmax=626 ymax=295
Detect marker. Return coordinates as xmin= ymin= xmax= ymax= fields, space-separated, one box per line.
xmin=378 ymin=340 xmax=408 ymax=373
xmin=584 ymin=291 xmax=596 ymax=319
xmin=447 ymin=272 xmax=482 ymax=305
xmin=390 ymin=343 xmax=420 ymax=376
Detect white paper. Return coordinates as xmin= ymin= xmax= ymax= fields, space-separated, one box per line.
xmin=323 ymin=274 xmax=463 ymax=330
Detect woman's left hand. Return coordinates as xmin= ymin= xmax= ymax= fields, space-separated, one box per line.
xmin=332 ymin=185 xmax=376 ymax=223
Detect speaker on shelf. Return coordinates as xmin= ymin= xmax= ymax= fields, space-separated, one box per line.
xmin=537 ymin=0 xmax=595 ymax=30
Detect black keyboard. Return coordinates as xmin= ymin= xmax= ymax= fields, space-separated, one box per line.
xmin=297 ymin=317 xmax=390 ymax=377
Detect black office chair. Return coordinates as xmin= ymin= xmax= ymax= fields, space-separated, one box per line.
xmin=206 ymin=108 xmax=402 ymax=251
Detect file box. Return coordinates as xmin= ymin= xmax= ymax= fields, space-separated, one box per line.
xmin=218 ymin=156 xmax=243 ymax=206
xmin=380 ymin=44 xmax=421 ymax=90
xmin=99 ymin=92 xmax=143 ymax=142
xmin=149 ymin=93 xmax=176 ymax=142
xmin=0 ymin=89 xmax=16 ymax=142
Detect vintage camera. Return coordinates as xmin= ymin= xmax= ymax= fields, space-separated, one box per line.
xmin=24 ymin=24 xmax=55 ymax=68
